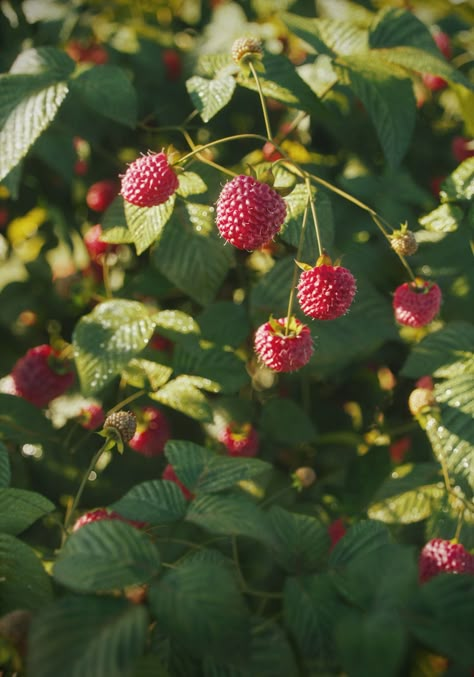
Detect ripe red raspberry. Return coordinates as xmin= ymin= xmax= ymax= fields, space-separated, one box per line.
xmin=452 ymin=136 xmax=474 ymax=163
xmin=103 ymin=410 xmax=137 ymax=444
xmin=215 ymin=175 xmax=287 ymax=250
xmin=11 ymin=345 xmax=75 ymax=408
xmin=86 ymin=180 xmax=118 ymax=212
xmin=422 ymin=73 xmax=447 ymax=91
xmin=83 ymin=224 xmax=113 ymax=261
xmin=416 ymin=375 xmax=434 ymax=390
xmin=129 ymin=406 xmax=171 ymax=457
xmin=254 ymin=316 xmax=313 ymax=373
xmin=389 ymin=436 xmax=412 ymax=463
xmin=219 ymin=423 xmax=259 ymax=457
xmin=419 ymin=538 xmax=474 ymax=583
xmin=393 ymin=279 xmax=442 ymax=327
xmin=162 ymin=463 xmax=193 ymax=500
xmin=85 ymin=44 xmax=109 ymax=65
xmin=78 ymin=403 xmax=105 ymax=430
xmin=150 ymin=333 xmax=174 ymax=353
xmin=66 ymin=41 xmax=108 ymax=65
xmin=297 ymin=261 xmax=357 ymax=320
xmin=328 ymin=518 xmax=347 ymax=550
xmin=433 ymin=31 xmax=452 ymax=60
xmin=231 ymin=37 xmax=263 ymax=64
xmin=72 ymin=508 xmax=145 ymax=532
xmin=120 ymin=152 xmax=179 ymax=208
xmin=162 ymin=49 xmax=182 ymax=81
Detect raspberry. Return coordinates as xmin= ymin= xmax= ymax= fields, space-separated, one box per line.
xmin=0 ymin=206 xmax=9 ymax=228
xmin=120 ymin=152 xmax=179 ymax=208
xmin=74 ymin=159 xmax=88 ymax=176
xmin=72 ymin=508 xmax=145 ymax=532
xmin=162 ymin=463 xmax=193 ymax=500
xmin=419 ymin=538 xmax=474 ymax=583
xmin=389 ymin=229 xmax=418 ymax=256
xmin=150 ymin=333 xmax=174 ymax=353
xmin=219 ymin=423 xmax=259 ymax=457
xmin=328 ymin=518 xmax=346 ymax=550
xmin=162 ymin=49 xmax=182 ymax=81
xmin=78 ymin=403 xmax=105 ymax=430
xmin=292 ymin=466 xmax=316 ymax=489
xmin=422 ymin=73 xmax=447 ymax=91
xmin=297 ymin=261 xmax=357 ymax=320
xmin=129 ymin=406 xmax=171 ymax=457
xmin=389 ymin=436 xmax=412 ymax=463
xmin=393 ymin=279 xmax=442 ymax=327
xmin=452 ymin=136 xmax=474 ymax=164
xmin=416 ymin=375 xmax=434 ymax=390
xmin=408 ymin=387 xmax=436 ymax=416
xmin=11 ymin=345 xmax=75 ymax=408
xmin=103 ymin=410 xmax=137 ymax=444
xmin=254 ymin=316 xmax=314 ymax=373
xmin=84 ymin=224 xmax=112 ymax=261
xmin=433 ymin=31 xmax=452 ymax=60
xmin=66 ymin=41 xmax=108 ymax=64
xmin=215 ymin=175 xmax=287 ymax=250
xmin=86 ymin=180 xmax=118 ymax=212
xmin=231 ymin=37 xmax=263 ymax=64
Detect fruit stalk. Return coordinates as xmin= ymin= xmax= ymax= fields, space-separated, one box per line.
xmin=248 ymin=60 xmax=273 ymax=141
xmin=285 ymin=190 xmax=310 ymax=335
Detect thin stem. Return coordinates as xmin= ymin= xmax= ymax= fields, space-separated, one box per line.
xmin=176 ymin=133 xmax=271 ymax=166
xmin=101 ymin=256 xmax=112 ymax=299
xmin=105 ymin=389 xmax=146 ymax=417
xmin=371 ymin=214 xmax=417 ymax=282
xmin=308 ymin=177 xmax=323 ymax=257
xmin=248 ymin=61 xmax=272 ymax=140
xmin=63 ymin=441 xmax=108 ymax=533
xmin=454 ymin=510 xmax=464 ymax=541
xmin=284 ymin=193 xmax=310 ymax=335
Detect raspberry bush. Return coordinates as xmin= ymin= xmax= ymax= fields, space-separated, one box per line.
xmin=0 ymin=2 xmax=473 ymax=676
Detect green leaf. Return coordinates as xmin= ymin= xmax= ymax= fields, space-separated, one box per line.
xmin=335 ymin=56 xmax=416 ymax=167
xmin=0 ymin=488 xmax=54 ymax=535
xmin=0 ymin=442 xmax=10 ymax=488
xmin=28 ymin=596 xmax=148 ymax=677
xmin=280 ymin=184 xmax=334 ymax=259
xmin=124 ymin=194 xmax=176 ymax=255
xmin=203 ymin=617 xmax=298 ymax=677
xmin=153 ymin=309 xmax=200 ymax=343
xmin=408 ymin=575 xmax=474 ymax=667
xmin=101 ymin=196 xmax=134 ymax=244
xmin=110 ymin=480 xmax=187 ymax=524
xmin=401 ymin=322 xmax=474 ymax=378
xmin=71 ymin=65 xmax=137 ymax=126
xmin=133 ymin=655 xmax=170 ymax=677
xmin=164 ymin=440 xmax=271 ymax=494
xmin=173 ymin=343 xmax=249 ymax=394
xmin=329 ymin=520 xmax=391 ymax=569
xmin=73 ymin=299 xmax=156 ymax=396
xmin=198 ymin=302 xmax=250 ymax=348
xmin=186 ymin=74 xmax=236 ymax=122
xmin=54 ymin=520 xmax=161 ymax=593
xmin=151 ymin=376 xmax=214 ymax=422
xmin=186 ymin=493 xmax=273 ymax=545
xmin=283 ymin=13 xmax=368 ymax=56
xmin=0 ymin=75 xmax=69 ymax=180
xmin=148 ymin=558 xmax=250 ymax=663
xmin=368 ymin=463 xmax=443 ymax=524
xmin=0 ymin=533 xmax=52 ymax=614
xmin=283 ymin=573 xmax=341 ymax=664
xmin=152 ymin=204 xmax=234 ymax=307
xmin=9 ymin=46 xmax=75 ymax=78
xmin=442 ymin=157 xmax=474 ymax=201
xmin=0 ymin=393 xmax=57 ymax=444
xmin=419 ymin=203 xmax=464 ymax=233
xmin=369 ymin=8 xmax=443 ymax=54
xmin=122 ymin=358 xmax=173 ymax=391
xmin=268 ymin=507 xmax=330 ymax=573
xmin=176 ymin=171 xmax=207 ymax=198
xmin=374 ymin=46 xmax=473 ymax=91
xmin=260 ymin=398 xmax=317 ymax=445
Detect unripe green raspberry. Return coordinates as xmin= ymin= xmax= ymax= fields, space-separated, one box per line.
xmin=292 ymin=466 xmax=317 ymax=490
xmin=231 ymin=37 xmax=263 ymax=64
xmin=103 ymin=410 xmax=137 ymax=443
xmin=390 ymin=230 xmax=418 ymax=256
xmin=408 ymin=388 xmax=435 ymax=416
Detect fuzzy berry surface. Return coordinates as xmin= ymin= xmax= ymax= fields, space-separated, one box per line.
xmin=78 ymin=403 xmax=105 ymax=430
xmin=254 ymin=317 xmax=313 ymax=373
xmin=162 ymin=464 xmax=194 ymax=500
xmin=215 ymin=175 xmax=287 ymax=250
xmin=84 ymin=224 xmax=111 ymax=261
xmin=419 ymin=538 xmax=474 ymax=583
xmin=104 ymin=411 xmax=137 ymax=443
xmin=297 ymin=265 xmax=357 ymax=320
xmin=86 ymin=180 xmax=118 ymax=212
xmin=393 ymin=280 xmax=442 ymax=327
xmin=11 ymin=345 xmax=74 ymax=408
xmin=231 ymin=37 xmax=263 ymax=63
xmin=129 ymin=406 xmax=171 ymax=457
xmin=72 ymin=508 xmax=146 ymax=532
xmin=219 ymin=424 xmax=259 ymax=457
xmin=390 ymin=230 xmax=418 ymax=256
xmin=120 ymin=152 xmax=179 ymax=208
